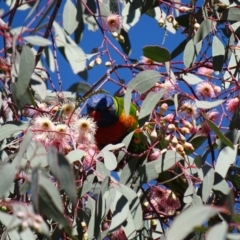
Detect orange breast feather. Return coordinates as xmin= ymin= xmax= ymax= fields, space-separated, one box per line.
xmin=95 ymin=112 xmax=137 ymax=146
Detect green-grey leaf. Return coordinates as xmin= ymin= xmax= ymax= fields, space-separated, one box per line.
xmin=143 ymin=45 xmax=171 ymax=63
xmin=0 ymin=212 xmax=22 ymax=230
xmin=155 ymin=150 xmax=183 ymax=173
xmin=13 ymin=131 xmax=32 ymax=167
xmin=215 ymin=145 xmax=237 ymax=178
xmin=206 ymin=222 xmax=227 ymax=240
xmin=79 ymin=174 xmax=96 ymax=197
xmin=202 ymin=165 xmax=215 ymax=203
xmin=212 ymin=36 xmax=225 ymax=72
xmin=0 ymin=164 xmax=16 ymax=198
xmin=182 ymin=73 xmax=203 ymax=85
xmin=0 ymin=124 xmax=21 ymax=141
xmin=19 ymin=229 xmax=36 ymax=240
xmin=39 ymin=175 xmax=64 ymax=214
xmin=86 ymin=197 xmax=96 ymax=239
xmin=63 ymin=0 xmax=78 ymax=35
xmin=195 ymin=99 xmax=225 ymax=109
xmin=98 ymin=149 xmax=117 ymax=171
xmin=120 ymin=158 xmax=139 ymax=185
xmin=138 ymin=90 xmax=166 ymax=127
xmin=194 ymin=19 xmax=213 ymax=44
xmin=64 ymin=43 xmax=86 ymax=73
xmin=16 ymin=45 xmax=35 ymax=98
xmin=166 ymin=205 xmax=220 ymax=240
xmin=96 ymin=161 xmax=110 ymax=181
xmin=204 ymin=118 xmax=234 ymax=149
xmin=48 ymin=148 xmax=77 ymax=206
xmin=66 ymin=149 xmax=85 ymax=164
xmin=109 ymin=190 xmax=129 ymax=232
xmin=24 ymin=0 xmax=40 ymax=22
xmin=24 ymin=36 xmax=52 ymax=46
xmin=221 ymin=7 xmax=240 ymax=21
xmin=183 ymin=39 xmax=201 ymax=68
xmin=99 ymin=2 xmax=111 ymax=17
xmin=124 ymin=70 xmax=160 ymax=116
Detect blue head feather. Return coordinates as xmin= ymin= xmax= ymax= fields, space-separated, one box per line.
xmin=87 ymin=94 xmax=117 ymax=127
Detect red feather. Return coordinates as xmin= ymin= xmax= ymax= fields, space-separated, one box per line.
xmin=95 ymin=111 xmax=137 ymax=147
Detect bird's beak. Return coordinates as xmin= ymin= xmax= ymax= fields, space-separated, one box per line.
xmin=90 ymin=110 xmax=101 ymax=122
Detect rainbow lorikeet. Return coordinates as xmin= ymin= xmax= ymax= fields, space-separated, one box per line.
xmin=87 ymin=93 xmax=139 ymax=149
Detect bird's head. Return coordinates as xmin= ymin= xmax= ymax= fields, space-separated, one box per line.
xmin=87 ymin=94 xmax=118 ymax=127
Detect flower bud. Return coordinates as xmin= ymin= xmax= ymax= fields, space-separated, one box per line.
xmin=95 ymin=57 xmax=102 ymax=65
xmin=158 ymin=17 xmax=165 ymax=27
xmin=22 ymin=220 xmax=29 ymax=229
xmin=180 ymin=127 xmax=190 ymax=134
xmin=172 ymin=20 xmax=179 ymax=30
xmin=143 ymin=201 xmax=149 ymax=208
xmin=118 ymin=34 xmax=125 ymax=43
xmin=17 ymin=211 xmax=26 ymax=218
xmin=105 ymin=61 xmax=112 ymax=67
xmin=179 ymin=6 xmax=192 ymax=12
xmin=183 ymin=142 xmax=194 ymax=151
xmin=214 ymin=86 xmax=221 ymax=93
xmin=176 ymin=143 xmax=184 ymax=152
xmin=160 ymin=103 xmax=168 ymax=115
xmin=171 ymin=136 xmax=178 ymax=146
xmin=88 ymin=60 xmax=95 ymax=69
xmin=150 ymin=219 xmax=157 ymax=230
xmin=166 ymin=15 xmax=174 ymax=23
xmin=165 ymin=134 xmax=171 ymax=142
xmin=82 ymin=233 xmax=88 ymax=240
xmin=182 ymin=120 xmax=193 ymax=129
xmin=150 ymin=149 xmax=161 ymax=160
xmin=168 ymin=124 xmax=176 ymax=131
xmin=178 ymin=133 xmax=186 ymax=142
xmin=193 ymin=23 xmax=200 ymax=30
xmin=81 ymin=221 xmax=87 ymax=228
xmin=112 ymin=31 xmax=119 ymax=38
xmin=151 ymin=128 xmax=157 ymax=138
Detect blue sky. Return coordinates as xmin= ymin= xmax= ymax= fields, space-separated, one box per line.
xmin=1 ymin=1 xmax=186 ymax=95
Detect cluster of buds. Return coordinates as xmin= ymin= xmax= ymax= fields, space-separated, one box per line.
xmin=17 ymin=211 xmax=44 ymax=233
xmin=88 ymin=56 xmax=102 ymax=70
xmin=112 ymin=31 xmax=125 ymax=43
xmin=166 ymin=15 xmax=179 ymax=30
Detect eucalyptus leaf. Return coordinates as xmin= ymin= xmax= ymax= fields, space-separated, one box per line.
xmin=124 ymin=70 xmax=161 ymax=116
xmin=166 ymin=206 xmax=221 ymax=240
xmin=143 ymin=45 xmax=171 ymax=63
xmin=215 ymin=145 xmax=237 ymax=178
xmin=0 ymin=124 xmax=22 ymax=142
xmin=194 ymin=19 xmax=213 ymax=44
xmin=96 ymin=161 xmax=110 ymax=181
xmin=0 ymin=163 xmax=16 ymax=198
xmin=195 ymin=99 xmax=225 ymax=109
xmin=16 ymin=45 xmax=35 ymax=98
xmin=48 ymin=148 xmax=76 ymax=207
xmin=206 ymin=221 xmax=227 ymax=240
xmin=212 ymin=36 xmax=225 ymax=72
xmin=204 ymin=119 xmax=234 ymax=149
xmin=64 ymin=43 xmax=86 ymax=74
xmin=23 ymin=36 xmax=52 ymax=46
xmin=202 ymin=165 xmax=215 ymax=203
xmin=155 ymin=150 xmax=183 ymax=173
xmin=182 ymin=73 xmax=203 ymax=85
xmin=109 ymin=190 xmax=129 ymax=232
xmin=63 ymin=0 xmax=78 ymax=34
xmin=138 ymin=90 xmax=165 ymax=127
